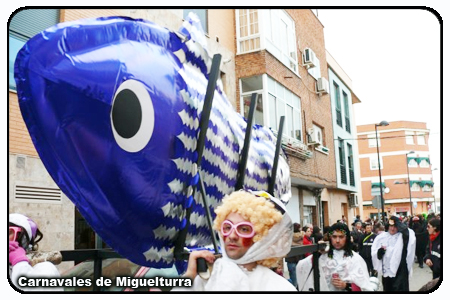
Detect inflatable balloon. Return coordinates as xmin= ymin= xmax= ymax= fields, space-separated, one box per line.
xmin=14 ymin=13 xmax=291 ymax=268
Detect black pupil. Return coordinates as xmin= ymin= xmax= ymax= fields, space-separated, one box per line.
xmin=112 ymin=89 xmax=142 ymax=139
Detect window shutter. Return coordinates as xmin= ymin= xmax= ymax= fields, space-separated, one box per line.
xmin=9 ymin=9 xmax=60 ymax=40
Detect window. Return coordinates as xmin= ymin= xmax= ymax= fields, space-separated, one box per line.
xmin=237 ymin=9 xmax=260 ymax=53
xmin=347 ymin=143 xmax=355 ymax=186
xmin=423 ymin=184 xmax=432 ymax=192
xmin=263 ymin=10 xmax=298 ymax=73
xmin=241 ymin=76 xmax=264 ymax=125
xmin=368 ymin=134 xmax=379 ymax=148
xmin=184 ymin=9 xmax=208 ymax=33
xmin=370 ymin=156 xmax=383 ymax=170
xmin=267 ymin=76 xmax=302 ymax=141
xmin=405 ymin=131 xmax=414 ymax=145
xmin=9 ymin=9 xmax=60 ymax=90
xmin=334 ymin=82 xmax=342 ymax=127
xmin=343 ymin=92 xmax=351 ymax=133
xmin=338 ymin=139 xmax=347 ymax=184
xmin=239 ymin=75 xmax=302 ymax=142
xmin=408 ymin=158 xmax=418 ymax=168
xmin=417 ymin=133 xmax=426 ymax=145
xmin=419 ymin=159 xmax=430 ymax=168
xmin=411 ymin=183 xmax=420 ymax=192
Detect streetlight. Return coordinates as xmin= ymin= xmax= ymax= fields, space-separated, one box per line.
xmin=375 ymin=120 xmax=389 ymax=222
xmin=403 ymin=151 xmax=415 ymax=215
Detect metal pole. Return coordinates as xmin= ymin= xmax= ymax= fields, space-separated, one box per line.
xmin=406 ymin=154 xmax=413 ymax=215
xmin=268 ymin=116 xmax=285 ymax=196
xmin=198 ymin=172 xmax=220 ymax=254
xmin=375 ymin=125 xmax=385 ymax=222
xmin=235 ymin=93 xmax=257 ymax=190
xmin=174 ymin=54 xmax=222 ymax=258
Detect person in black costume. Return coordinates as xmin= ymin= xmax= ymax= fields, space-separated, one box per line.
xmin=410 ymin=215 xmax=428 ymax=268
xmin=371 ymin=216 xmax=416 ymax=291
xmin=311 ymin=225 xmax=323 ymax=243
xmin=424 ymin=218 xmax=440 ymax=279
xmin=359 ymin=223 xmax=377 ymax=276
xmin=350 ymin=221 xmax=363 ymax=252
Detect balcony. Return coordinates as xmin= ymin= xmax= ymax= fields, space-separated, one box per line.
xmin=279 ymin=134 xmax=313 ymax=160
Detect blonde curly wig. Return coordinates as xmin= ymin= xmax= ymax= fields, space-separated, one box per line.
xmin=213 ymin=190 xmax=283 ymax=268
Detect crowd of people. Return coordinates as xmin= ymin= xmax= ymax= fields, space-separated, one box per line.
xmin=9 ymin=189 xmax=441 ymax=292
xmin=286 ymin=213 xmax=441 ymax=292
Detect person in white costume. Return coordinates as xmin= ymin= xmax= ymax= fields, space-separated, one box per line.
xmin=296 ymin=222 xmax=378 ymax=291
xmin=9 ymin=213 xmax=62 ymax=292
xmin=175 ymin=190 xmax=296 ymax=291
xmin=371 ymin=215 xmax=416 ymax=291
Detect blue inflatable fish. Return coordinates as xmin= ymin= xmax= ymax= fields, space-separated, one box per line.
xmin=15 ymin=13 xmax=291 ymax=268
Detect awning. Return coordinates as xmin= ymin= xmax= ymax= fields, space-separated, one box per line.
xmin=407 ymin=157 xmax=430 ymax=164
xmin=416 ymin=157 xmax=430 ymax=164
xmin=420 ymin=180 xmax=434 ymax=187
xmin=409 ymin=180 xmax=434 ymax=187
xmin=371 ymin=182 xmax=386 ymax=188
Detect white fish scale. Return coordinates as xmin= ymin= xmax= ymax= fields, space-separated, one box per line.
xmin=167 ymin=178 xmax=183 ymax=194
xmin=205 ymin=130 xmax=240 ymax=163
xmin=185 ymin=91 xmax=238 ymax=149
xmin=153 ymin=224 xmax=178 ymax=240
xmin=176 ymin=132 xmax=197 ymax=152
xmin=202 ymin=147 xmax=237 ymax=181
xmin=189 ymin=211 xmax=206 ymax=228
xmin=185 ymin=40 xmax=211 ymax=73
xmin=173 ymin=48 xmax=186 ymax=64
xmin=201 ymin=170 xmax=233 ymax=196
xmin=189 ymin=189 xmax=220 ymax=209
xmin=172 ymin=157 xmax=195 ymax=176
xmin=186 ymin=232 xmax=210 ymax=247
xmin=142 ymin=246 xmax=173 ymax=263
xmin=178 ymin=109 xmax=199 ymax=131
xmin=180 ymin=89 xmax=198 ymax=110
xmin=181 ymin=62 xmax=234 ymax=114
xmin=179 ymin=63 xmax=208 ymax=93
xmin=161 ymin=201 xmax=185 ymax=220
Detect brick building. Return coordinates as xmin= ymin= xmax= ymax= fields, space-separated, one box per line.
xmin=357 ymin=121 xmax=435 ymax=219
xmin=9 ymin=9 xmax=360 ymax=266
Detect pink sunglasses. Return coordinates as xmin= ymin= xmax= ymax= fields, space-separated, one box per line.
xmin=221 ymin=220 xmax=255 ymax=238
xmin=9 ymin=226 xmax=22 ymax=242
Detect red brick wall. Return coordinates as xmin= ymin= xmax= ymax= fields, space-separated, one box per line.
xmin=357 ymin=121 xmax=433 ymax=216
xmin=235 ymin=9 xmax=336 ymax=187
xmin=9 ymin=92 xmax=37 ymax=157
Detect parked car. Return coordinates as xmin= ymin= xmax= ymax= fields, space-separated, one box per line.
xmin=62 ymin=258 xmax=179 ymax=292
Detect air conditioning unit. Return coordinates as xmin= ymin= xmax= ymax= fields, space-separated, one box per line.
xmin=316 ymin=77 xmax=329 ymax=95
xmin=349 ymin=193 xmax=358 ymax=207
xmin=307 ymin=127 xmax=322 ymax=145
xmin=302 ymin=48 xmax=316 ymax=69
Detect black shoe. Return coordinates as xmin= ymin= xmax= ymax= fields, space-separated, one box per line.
xmin=419 ymin=264 xmax=424 ymax=268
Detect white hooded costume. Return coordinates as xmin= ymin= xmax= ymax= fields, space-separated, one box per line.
xmin=296 ymin=250 xmax=376 ymax=291
xmin=174 ymin=193 xmax=296 ymax=291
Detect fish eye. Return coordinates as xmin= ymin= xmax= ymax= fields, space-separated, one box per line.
xmin=111 ymin=80 xmax=155 ymax=152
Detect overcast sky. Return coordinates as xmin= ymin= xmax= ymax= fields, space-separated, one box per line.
xmin=317 ymin=8 xmax=442 ymax=189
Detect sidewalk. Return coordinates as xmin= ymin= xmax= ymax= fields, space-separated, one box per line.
xmin=378 ymin=262 xmax=437 ymax=292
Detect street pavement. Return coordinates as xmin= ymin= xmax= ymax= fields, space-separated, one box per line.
xmin=377 ymin=261 xmax=437 ymax=292
xmin=409 ymin=261 xmax=436 ymax=291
